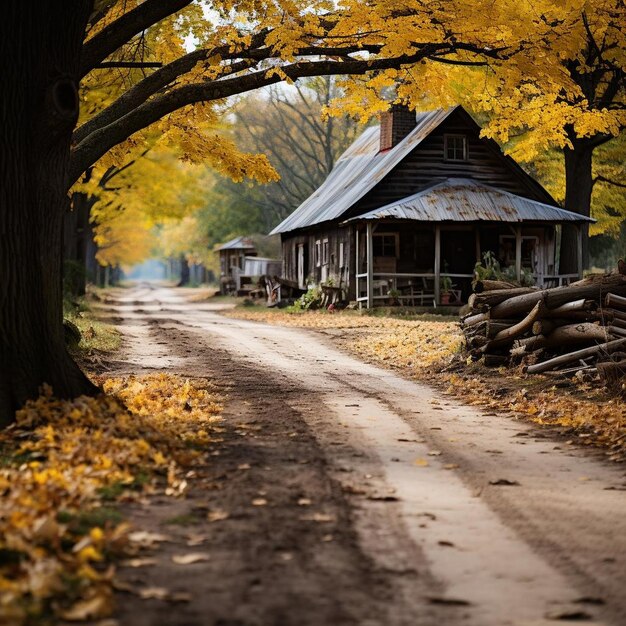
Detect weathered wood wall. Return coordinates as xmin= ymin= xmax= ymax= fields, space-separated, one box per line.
xmin=282 ymin=225 xmax=353 ymax=296
xmin=344 ymin=108 xmax=552 ymax=221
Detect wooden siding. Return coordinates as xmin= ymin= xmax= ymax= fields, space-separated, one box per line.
xmin=343 ymin=108 xmax=549 ymax=221
xmin=282 ymin=225 xmax=353 ymax=295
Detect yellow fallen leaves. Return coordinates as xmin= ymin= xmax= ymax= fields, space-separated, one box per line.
xmin=228 ymin=309 xmax=464 ymax=372
xmin=0 ymin=374 xmax=222 ymax=625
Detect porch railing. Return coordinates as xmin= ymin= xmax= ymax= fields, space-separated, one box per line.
xmin=356 ymin=272 xmax=581 ymax=308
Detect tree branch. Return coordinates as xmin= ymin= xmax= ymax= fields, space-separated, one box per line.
xmin=70 ymin=50 xmax=450 ymax=185
xmin=594 ymin=175 xmax=626 ymax=189
xmin=80 ymin=0 xmax=193 ymax=77
xmin=95 ymin=61 xmax=163 ymax=69
xmin=73 ymin=36 xmax=271 ymax=145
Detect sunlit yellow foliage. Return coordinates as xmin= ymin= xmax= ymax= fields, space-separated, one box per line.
xmin=0 ymin=375 xmax=222 ymax=624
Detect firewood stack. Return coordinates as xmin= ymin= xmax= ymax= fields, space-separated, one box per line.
xmin=460 ymin=262 xmax=626 ymax=388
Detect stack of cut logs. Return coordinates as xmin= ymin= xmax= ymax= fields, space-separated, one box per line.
xmin=460 ymin=264 xmax=626 ymax=387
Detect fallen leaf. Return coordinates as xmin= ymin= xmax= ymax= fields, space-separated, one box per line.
xmin=139 ymin=587 xmax=170 ymax=600
xmin=489 ymin=479 xmax=520 ymax=486
xmin=428 ymin=450 xmax=442 ymax=456
xmin=297 ymin=498 xmax=312 ymax=506
xmin=128 ymin=531 xmax=170 ymax=546
xmin=121 ymin=558 xmax=158 ymax=568
xmin=252 ymin=498 xmax=267 ymax=506
xmin=60 ymin=594 xmax=111 ymax=620
xmin=427 ymin=596 xmax=471 ymax=606
xmin=207 ymin=509 xmax=229 ymax=522
xmin=172 ymin=552 xmax=211 ymax=565
xmin=414 ymin=458 xmax=429 ymax=467
xmin=186 ymin=534 xmax=208 ymax=547
xmin=443 ymin=464 xmax=459 ymax=470
xmin=300 ymin=512 xmax=336 ymax=523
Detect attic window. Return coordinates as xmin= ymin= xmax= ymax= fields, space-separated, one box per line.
xmin=444 ymin=134 xmax=467 ymax=161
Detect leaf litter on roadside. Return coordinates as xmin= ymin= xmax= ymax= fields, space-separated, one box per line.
xmin=0 ymin=373 xmax=223 ymax=624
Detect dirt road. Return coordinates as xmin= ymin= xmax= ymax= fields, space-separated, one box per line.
xmin=93 ymin=286 xmax=626 ymax=626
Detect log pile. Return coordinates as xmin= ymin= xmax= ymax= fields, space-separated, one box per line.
xmin=460 ymin=266 xmax=626 ymax=389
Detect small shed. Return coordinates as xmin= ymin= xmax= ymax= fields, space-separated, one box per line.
xmin=216 ymin=236 xmax=282 ymax=296
xmin=216 ymin=236 xmax=257 ymax=294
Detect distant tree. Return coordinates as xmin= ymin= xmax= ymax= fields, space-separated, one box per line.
xmin=231 ymin=78 xmax=363 ymax=224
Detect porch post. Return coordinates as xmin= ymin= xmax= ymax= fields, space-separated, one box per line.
xmin=434 ymin=225 xmax=441 ymax=306
xmin=576 ymin=223 xmax=583 ymax=279
xmin=475 ymin=228 xmax=481 ymax=263
xmin=366 ymin=221 xmax=374 ymax=309
xmin=515 ymin=226 xmax=522 ymax=282
xmin=355 ymin=226 xmax=360 ymax=308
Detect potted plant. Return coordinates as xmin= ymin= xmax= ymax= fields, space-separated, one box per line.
xmin=439 ymin=275 xmax=453 ymax=305
xmin=387 ymin=287 xmax=401 ymax=306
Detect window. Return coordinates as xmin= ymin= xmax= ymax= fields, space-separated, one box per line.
xmin=322 ymin=239 xmax=329 ymax=265
xmin=373 ymin=233 xmax=398 ymax=257
xmin=315 ymin=240 xmax=321 ymax=267
xmin=444 ymin=134 xmax=467 ymax=161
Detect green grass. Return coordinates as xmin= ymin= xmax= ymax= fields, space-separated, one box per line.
xmin=63 ymin=296 xmax=121 ymax=353
xmin=57 ymin=506 xmax=123 ymax=534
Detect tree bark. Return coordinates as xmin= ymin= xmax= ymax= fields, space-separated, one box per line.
xmin=560 ymin=139 xmax=593 ymax=274
xmin=0 ymin=2 xmax=97 ymax=426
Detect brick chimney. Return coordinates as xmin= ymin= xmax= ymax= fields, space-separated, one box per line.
xmin=379 ymin=104 xmax=417 ymax=151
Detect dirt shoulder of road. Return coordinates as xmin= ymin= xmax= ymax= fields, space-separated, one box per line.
xmin=225 ymin=306 xmax=626 ymax=462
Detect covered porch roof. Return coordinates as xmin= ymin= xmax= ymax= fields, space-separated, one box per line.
xmin=345 ymin=178 xmax=594 ymax=225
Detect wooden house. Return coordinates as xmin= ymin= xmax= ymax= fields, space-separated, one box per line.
xmin=270 ymin=105 xmax=593 ymax=307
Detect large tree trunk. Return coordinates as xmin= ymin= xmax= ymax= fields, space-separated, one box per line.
xmin=0 ymin=2 xmax=97 ymax=426
xmin=559 ymin=139 xmax=593 ymax=274
xmin=63 ymin=192 xmax=96 ymax=297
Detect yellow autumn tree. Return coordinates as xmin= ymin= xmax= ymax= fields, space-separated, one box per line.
xmin=7 ymin=0 xmax=624 ymax=419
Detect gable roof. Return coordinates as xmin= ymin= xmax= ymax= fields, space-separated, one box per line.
xmin=216 ymin=236 xmax=256 ymax=251
xmin=270 ymin=108 xmax=456 ymax=234
xmin=345 ymin=178 xmax=593 ymax=224
xmin=271 ymin=106 xmax=559 ymax=236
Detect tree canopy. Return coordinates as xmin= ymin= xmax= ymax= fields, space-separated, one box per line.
xmin=2 ymin=0 xmax=625 ymax=422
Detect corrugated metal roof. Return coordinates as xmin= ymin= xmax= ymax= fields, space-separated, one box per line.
xmin=270 ymin=107 xmax=457 ymax=234
xmin=216 ymin=236 xmax=256 ymax=251
xmin=345 ymin=178 xmax=594 ymax=224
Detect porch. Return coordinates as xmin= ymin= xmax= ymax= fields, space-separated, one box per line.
xmin=353 ymin=221 xmax=583 ymax=309
xmin=349 ymin=178 xmax=591 ymax=308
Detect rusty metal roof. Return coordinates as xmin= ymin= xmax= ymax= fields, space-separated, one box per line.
xmin=345 ymin=178 xmax=594 ymax=224
xmin=270 ymin=108 xmax=456 ymax=234
xmin=216 ymin=236 xmax=256 ymax=251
